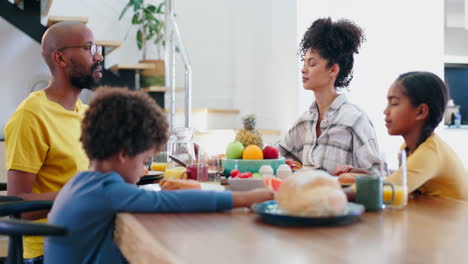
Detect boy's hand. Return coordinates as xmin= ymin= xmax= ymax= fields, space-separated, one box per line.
xmin=232 ymin=188 xmax=274 ymax=208
xmin=333 ymin=165 xmax=354 ymax=176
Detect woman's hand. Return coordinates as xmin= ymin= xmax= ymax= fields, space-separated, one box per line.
xmin=337 ymin=173 xmax=360 ymax=185
xmin=333 ymin=165 xmax=354 ymax=176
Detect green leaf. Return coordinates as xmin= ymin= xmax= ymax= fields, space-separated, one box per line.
xmin=133 ymin=3 xmax=141 ymax=11
xmin=131 ymin=13 xmax=141 ymax=24
xmin=136 ymin=30 xmax=142 ymax=50
xmin=146 ymin=5 xmax=156 ymax=12
xmin=145 ymin=12 xmax=154 ymax=21
xmin=157 ymin=2 xmax=165 ymax=13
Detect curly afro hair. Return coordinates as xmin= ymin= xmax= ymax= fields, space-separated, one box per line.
xmin=80 ymin=87 xmax=169 ymax=160
xmin=300 ymin=17 xmax=365 ymax=89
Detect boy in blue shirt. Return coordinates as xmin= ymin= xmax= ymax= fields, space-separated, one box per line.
xmin=44 ymin=88 xmax=273 ymax=263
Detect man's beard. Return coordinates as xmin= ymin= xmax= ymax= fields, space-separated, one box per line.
xmin=69 ymin=60 xmax=102 ymax=90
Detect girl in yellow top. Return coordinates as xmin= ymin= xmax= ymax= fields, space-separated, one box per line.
xmin=338 ymin=71 xmax=468 ymax=201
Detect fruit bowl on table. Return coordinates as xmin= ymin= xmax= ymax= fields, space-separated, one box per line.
xmin=222 ymin=157 xmax=286 ymax=176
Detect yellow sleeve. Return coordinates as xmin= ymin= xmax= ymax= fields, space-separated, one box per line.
xmin=386 ymin=144 xmax=439 ymax=193
xmin=5 ymin=109 xmax=49 ymax=173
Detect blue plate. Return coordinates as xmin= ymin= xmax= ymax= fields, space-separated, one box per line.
xmin=252 ymin=200 xmax=365 ymax=226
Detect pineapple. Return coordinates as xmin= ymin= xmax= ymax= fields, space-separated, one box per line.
xmin=235 ymin=114 xmax=263 ymax=148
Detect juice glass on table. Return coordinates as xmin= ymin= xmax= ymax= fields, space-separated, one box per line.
xmin=151 ymin=162 xmax=167 ymax=172
xmin=186 ymin=163 xmax=207 ymax=181
xmin=383 ymin=149 xmax=408 ymax=209
xmin=151 ymin=150 xmax=168 ymax=172
xmin=383 ymin=185 xmax=408 ymax=208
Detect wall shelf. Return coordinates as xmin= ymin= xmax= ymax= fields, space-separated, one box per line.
xmin=444 ymin=55 xmax=468 ymax=65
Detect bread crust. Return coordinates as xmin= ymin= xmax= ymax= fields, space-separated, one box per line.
xmin=160 ymin=178 xmax=201 ymax=190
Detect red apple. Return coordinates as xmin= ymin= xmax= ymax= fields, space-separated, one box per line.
xmin=230 ymin=169 xmax=241 ymax=178
xmin=239 ymin=172 xmax=253 ymax=178
xmin=263 ymin=146 xmax=279 ymax=159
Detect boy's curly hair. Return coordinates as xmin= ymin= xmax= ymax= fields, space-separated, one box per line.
xmin=300 ymin=17 xmax=365 ymax=89
xmin=80 ymin=87 xmax=169 ymax=160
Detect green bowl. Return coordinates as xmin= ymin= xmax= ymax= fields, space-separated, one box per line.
xmin=222 ymin=157 xmax=286 ymax=176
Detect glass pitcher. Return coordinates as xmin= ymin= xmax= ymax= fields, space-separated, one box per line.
xmin=165 ymin=127 xmax=196 ymax=179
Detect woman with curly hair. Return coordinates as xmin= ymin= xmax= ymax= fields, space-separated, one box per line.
xmin=279 ymin=17 xmax=388 ymax=176
xmin=44 ymin=88 xmax=273 ymax=264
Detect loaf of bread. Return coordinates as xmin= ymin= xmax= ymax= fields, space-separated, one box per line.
xmin=160 ymin=178 xmax=201 ymax=190
xmin=275 ymin=170 xmax=347 ymax=217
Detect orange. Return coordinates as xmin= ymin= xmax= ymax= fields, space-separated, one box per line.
xmin=242 ymin=145 xmax=264 ymax=160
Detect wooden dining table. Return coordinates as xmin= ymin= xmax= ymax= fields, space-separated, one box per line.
xmin=114 ymin=195 xmax=468 ymax=264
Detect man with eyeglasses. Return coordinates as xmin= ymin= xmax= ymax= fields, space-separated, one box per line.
xmin=4 ymin=21 xmax=103 ymax=263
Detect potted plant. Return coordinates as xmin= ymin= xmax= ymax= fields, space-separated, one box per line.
xmin=119 ymin=0 xmax=166 ymax=87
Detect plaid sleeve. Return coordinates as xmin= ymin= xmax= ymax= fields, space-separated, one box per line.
xmin=351 ymin=116 xmax=389 ymax=176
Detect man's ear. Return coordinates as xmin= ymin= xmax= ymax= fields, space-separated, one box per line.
xmin=52 ymin=50 xmax=67 ymax=68
xmin=416 ymin=104 xmax=429 ymax=121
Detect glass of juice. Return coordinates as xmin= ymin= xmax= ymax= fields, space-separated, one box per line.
xmin=384 ymin=150 xmax=408 ymax=209
xmin=151 ymin=162 xmax=167 ymax=172
xmin=186 ymin=163 xmax=207 ymax=181
xmin=383 ymin=184 xmax=407 ymax=208
xmin=151 ymin=151 xmax=168 ymax=172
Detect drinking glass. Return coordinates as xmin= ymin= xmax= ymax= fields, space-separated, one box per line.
xmin=197 ymin=151 xmax=221 ymax=185
xmin=151 ymin=147 xmax=167 ymax=172
xmin=384 ymin=149 xmax=408 ymax=209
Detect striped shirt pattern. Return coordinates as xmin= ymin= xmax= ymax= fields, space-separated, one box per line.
xmin=279 ymin=94 xmax=388 ymax=176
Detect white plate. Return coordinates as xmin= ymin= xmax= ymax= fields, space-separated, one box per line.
xmin=227 ymin=177 xmax=264 ymax=191
xmin=140 ymin=183 xmax=225 ymax=192
xmin=147 ymin=171 xmax=164 ymax=176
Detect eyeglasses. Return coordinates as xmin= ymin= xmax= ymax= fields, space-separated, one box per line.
xmin=57 ymin=44 xmax=102 ymax=56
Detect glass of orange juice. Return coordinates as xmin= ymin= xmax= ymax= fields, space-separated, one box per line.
xmin=151 ymin=151 xmax=167 ymax=172
xmin=383 ymin=184 xmax=407 ymax=208
xmin=384 ymin=150 xmax=408 ymax=209
xmin=151 ymin=162 xmax=167 ymax=172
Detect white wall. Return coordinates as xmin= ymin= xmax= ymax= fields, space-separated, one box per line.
xmin=297 ymin=0 xmax=445 ymax=169
xmin=228 ymin=0 xmax=298 ymax=130
xmin=0 ymin=18 xmax=50 ymax=138
xmin=445 ymin=27 xmax=468 ymax=56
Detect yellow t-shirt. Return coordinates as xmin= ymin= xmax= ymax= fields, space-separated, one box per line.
xmin=4 ymin=90 xmax=89 ymax=258
xmin=386 ymin=133 xmax=468 ymax=201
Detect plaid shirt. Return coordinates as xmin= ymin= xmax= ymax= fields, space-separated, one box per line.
xmin=279 ymin=94 xmax=388 ymax=176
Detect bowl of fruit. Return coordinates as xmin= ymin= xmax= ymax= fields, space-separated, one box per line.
xmin=221 ymin=141 xmax=285 ymax=176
